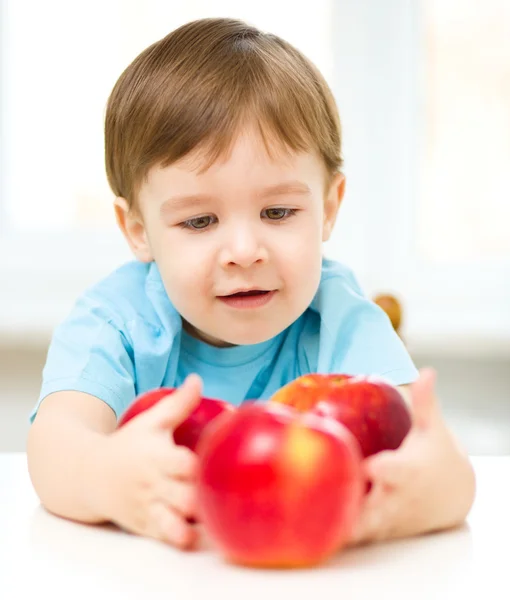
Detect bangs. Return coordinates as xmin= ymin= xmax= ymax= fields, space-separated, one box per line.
xmin=159 ymin=83 xmax=323 ymax=176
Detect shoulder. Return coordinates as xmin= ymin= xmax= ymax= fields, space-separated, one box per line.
xmin=69 ymin=260 xmax=183 ymax=351
xmin=75 ymin=260 xmax=163 ymax=330
xmin=310 ymin=256 xmax=367 ymax=313
xmin=307 ymin=257 xmax=418 ymax=385
xmin=86 ymin=260 xmax=151 ymax=302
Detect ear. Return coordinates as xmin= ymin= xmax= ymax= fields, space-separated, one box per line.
xmin=322 ymin=172 xmax=346 ymax=242
xmin=114 ymin=197 xmax=153 ymax=263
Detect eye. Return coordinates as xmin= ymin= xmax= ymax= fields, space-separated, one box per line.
xmin=180 ymin=215 xmax=216 ymax=230
xmin=263 ymin=208 xmax=298 ymax=221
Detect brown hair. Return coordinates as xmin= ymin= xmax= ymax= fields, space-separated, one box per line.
xmin=104 ymin=17 xmax=343 ymax=212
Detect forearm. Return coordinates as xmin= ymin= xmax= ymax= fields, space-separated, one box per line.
xmin=27 ymin=415 xmax=112 ymax=524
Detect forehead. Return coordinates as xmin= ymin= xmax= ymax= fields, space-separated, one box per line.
xmin=142 ymin=127 xmax=326 ymax=198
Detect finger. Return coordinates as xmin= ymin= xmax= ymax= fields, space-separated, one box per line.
xmin=350 ymin=482 xmax=388 ymax=546
xmin=159 ymin=479 xmax=197 ymax=519
xmin=147 ymin=503 xmax=198 ymax=550
xmin=161 ymin=445 xmax=198 ymax=480
xmin=142 ymin=374 xmax=203 ymax=431
xmin=364 ymin=450 xmax=407 ymax=486
xmin=410 ymin=367 xmax=440 ymax=430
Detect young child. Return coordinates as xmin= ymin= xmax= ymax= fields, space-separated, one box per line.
xmin=26 ymin=17 xmax=475 ymax=551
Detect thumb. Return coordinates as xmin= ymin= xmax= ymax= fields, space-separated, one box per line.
xmin=410 ymin=367 xmax=440 ymax=430
xmin=142 ymin=374 xmax=203 ymax=431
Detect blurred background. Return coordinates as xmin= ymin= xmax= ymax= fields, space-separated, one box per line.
xmin=0 ymin=0 xmax=509 ymax=453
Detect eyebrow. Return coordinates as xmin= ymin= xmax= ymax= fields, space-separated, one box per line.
xmin=159 ymin=180 xmax=312 ymax=215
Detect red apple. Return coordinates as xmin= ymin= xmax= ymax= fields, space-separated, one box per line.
xmin=270 ymin=374 xmax=411 ymax=458
xmin=270 ymin=374 xmax=353 ymax=412
xmin=174 ymin=395 xmax=235 ymax=452
xmin=196 ymin=402 xmax=364 ymax=569
xmin=117 ymin=387 xmax=235 ymax=451
xmin=117 ymin=387 xmax=175 ymax=427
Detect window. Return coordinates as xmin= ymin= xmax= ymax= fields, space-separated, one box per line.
xmin=330 ymin=0 xmax=510 ymax=354
xmin=419 ymin=0 xmax=510 ymax=263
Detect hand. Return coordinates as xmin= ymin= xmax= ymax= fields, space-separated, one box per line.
xmin=350 ymin=368 xmax=476 ymax=546
xmin=97 ymin=375 xmax=203 ymax=549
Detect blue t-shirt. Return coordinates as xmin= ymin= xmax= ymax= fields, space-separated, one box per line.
xmin=30 ymin=257 xmax=418 ymax=423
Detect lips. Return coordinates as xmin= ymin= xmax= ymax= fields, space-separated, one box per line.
xmin=218 ymin=290 xmax=277 ymax=309
xmin=227 ymin=290 xmax=269 ymax=297
xmin=219 ymin=289 xmax=271 ymax=298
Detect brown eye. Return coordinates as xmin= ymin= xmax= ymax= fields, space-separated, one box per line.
xmin=265 ymin=208 xmax=288 ymax=220
xmin=184 ymin=216 xmax=214 ymax=230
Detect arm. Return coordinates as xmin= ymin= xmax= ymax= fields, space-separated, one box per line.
xmin=27 ymin=391 xmax=117 ymax=523
xmin=351 ymin=369 xmax=476 ymax=545
xmin=26 ymin=377 xmax=203 ymax=550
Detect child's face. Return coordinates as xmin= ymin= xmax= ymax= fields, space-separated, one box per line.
xmin=117 ymin=128 xmax=344 ymax=347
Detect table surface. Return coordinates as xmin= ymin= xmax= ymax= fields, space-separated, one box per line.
xmin=1 ymin=453 xmax=508 ymax=600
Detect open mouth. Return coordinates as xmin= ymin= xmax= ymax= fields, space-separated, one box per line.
xmin=218 ymin=290 xmax=276 ymax=309
xmin=226 ymin=290 xmax=270 ymax=298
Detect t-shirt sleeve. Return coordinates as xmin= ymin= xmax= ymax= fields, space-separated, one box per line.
xmin=315 ymin=265 xmax=419 ymax=387
xmin=30 ymin=295 xmax=136 ymax=423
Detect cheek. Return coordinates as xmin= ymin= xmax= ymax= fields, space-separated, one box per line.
xmin=159 ymin=258 xmax=213 ymax=321
xmin=276 ymin=217 xmax=323 ymax=261
xmin=273 ymin=222 xmax=323 ymax=288
xmin=152 ymin=233 xmax=212 ymax=296
xmin=168 ymin=255 xmax=210 ymax=290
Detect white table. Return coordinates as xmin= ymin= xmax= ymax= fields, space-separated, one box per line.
xmin=1 ymin=453 xmax=509 ymax=600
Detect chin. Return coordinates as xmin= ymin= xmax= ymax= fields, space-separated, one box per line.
xmin=183 ymin=322 xmax=268 ymax=347
xmin=187 ymin=304 xmax=310 ymax=347
xmin=221 ymin=318 xmax=297 ymax=346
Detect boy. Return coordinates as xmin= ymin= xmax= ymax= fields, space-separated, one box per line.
xmin=27 ymin=18 xmax=475 ymax=551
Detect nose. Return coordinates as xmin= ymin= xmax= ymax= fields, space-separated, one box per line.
xmin=219 ymin=224 xmax=268 ymax=269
